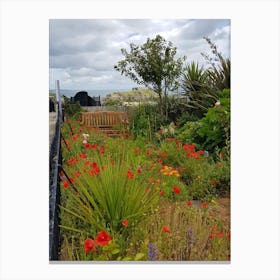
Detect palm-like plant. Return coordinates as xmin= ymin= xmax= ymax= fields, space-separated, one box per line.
xmin=180 ymin=61 xmax=219 ymax=118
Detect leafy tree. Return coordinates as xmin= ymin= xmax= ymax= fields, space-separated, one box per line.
xmin=114 ymin=35 xmax=185 ymax=120
xmin=180 ymin=61 xmax=219 ymax=118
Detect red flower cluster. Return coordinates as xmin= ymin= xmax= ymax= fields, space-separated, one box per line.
xmin=84 ymin=231 xmax=113 ymax=253
xmin=173 ymin=186 xmax=181 ymax=194
xmin=71 ymin=134 xmax=80 ymax=141
xmin=84 ymin=143 xmax=99 ymax=149
xmin=95 ymin=230 xmax=112 ymax=246
xmin=183 ymin=143 xmax=204 ymax=159
xmin=209 ymin=224 xmax=224 ymax=239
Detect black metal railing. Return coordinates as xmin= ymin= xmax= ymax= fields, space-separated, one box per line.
xmin=49 ymin=81 xmax=63 ymax=261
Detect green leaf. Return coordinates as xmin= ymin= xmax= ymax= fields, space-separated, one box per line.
xmin=111 ymin=249 xmax=120 ymax=255
xmin=134 ymin=253 xmax=145 ymax=261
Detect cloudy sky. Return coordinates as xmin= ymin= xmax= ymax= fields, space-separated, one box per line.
xmin=49 ymin=19 xmax=230 ymax=90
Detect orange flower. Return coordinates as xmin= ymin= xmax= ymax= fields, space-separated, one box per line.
xmin=155 ymin=179 xmax=161 ymax=184
xmin=201 ymin=202 xmax=207 ymax=209
xmin=122 ymin=219 xmax=128 ymax=227
xmin=127 ymin=170 xmax=134 ymax=179
xmin=148 ymin=178 xmax=154 ymax=183
xmin=162 ymin=226 xmax=170 ymax=233
xmin=161 ymin=152 xmax=167 ymax=158
xmin=209 ymin=180 xmax=216 ymax=185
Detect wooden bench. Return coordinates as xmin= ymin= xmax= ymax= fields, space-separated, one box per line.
xmin=80 ymin=111 xmax=129 ymax=137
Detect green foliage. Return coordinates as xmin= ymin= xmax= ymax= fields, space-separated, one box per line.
xmin=102 ymin=99 xmax=122 ymax=106
xmin=129 ymin=104 xmax=161 ymax=141
xmin=114 ymin=34 xmax=186 ymax=118
xmin=196 ymin=89 xmax=230 ymax=153
xmin=63 ymin=95 xmax=83 ymax=118
xmin=201 ymin=37 xmax=231 ymax=90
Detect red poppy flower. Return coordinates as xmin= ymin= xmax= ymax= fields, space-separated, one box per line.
xmin=175 ymin=139 xmax=181 ymax=143
xmin=216 ymin=231 xmax=223 ymax=238
xmin=127 ymin=170 xmax=134 ymax=179
xmin=162 ymin=226 xmax=170 ymax=233
xmin=122 ymin=219 xmax=128 ymax=227
xmin=201 ymin=202 xmax=207 ymax=209
xmin=158 ymin=159 xmax=163 ymax=164
xmin=84 ymin=161 xmax=90 ymax=166
xmin=74 ymin=172 xmax=81 ymax=178
xmin=166 ymin=138 xmax=174 ymax=142
xmin=160 ymin=190 xmax=165 ymax=196
xmin=173 ymin=186 xmax=181 ymax=194
xmin=67 ymin=157 xmax=78 ymax=164
xmin=146 ymin=149 xmax=151 ymax=156
xmin=186 ymin=201 xmax=192 ymax=206
xmin=79 ymin=153 xmax=87 ymax=158
xmin=93 ymin=166 xmax=100 ymax=175
xmin=95 ymin=231 xmax=112 ymax=247
xmin=70 ymin=177 xmax=75 ymax=183
xmin=91 ymin=144 xmax=98 ymax=149
xmin=84 ymin=143 xmax=90 ymax=149
xmin=227 ymin=232 xmax=231 ymax=239
xmin=137 ymin=168 xmax=143 ymax=174
xmin=209 ymin=233 xmax=214 ymax=239
xmin=63 ymin=181 xmax=69 ymax=189
xmin=99 ymin=146 xmax=105 ymax=154
xmin=84 ymin=238 xmax=95 ymax=253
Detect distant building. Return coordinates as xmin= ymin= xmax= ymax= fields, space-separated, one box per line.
xmin=70 ymin=91 xmax=101 ymax=106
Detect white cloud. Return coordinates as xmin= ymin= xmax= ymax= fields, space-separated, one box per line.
xmin=49 ymin=19 xmax=230 ymax=90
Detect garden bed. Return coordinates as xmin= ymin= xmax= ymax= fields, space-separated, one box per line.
xmin=54 ymin=118 xmax=230 ymax=261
